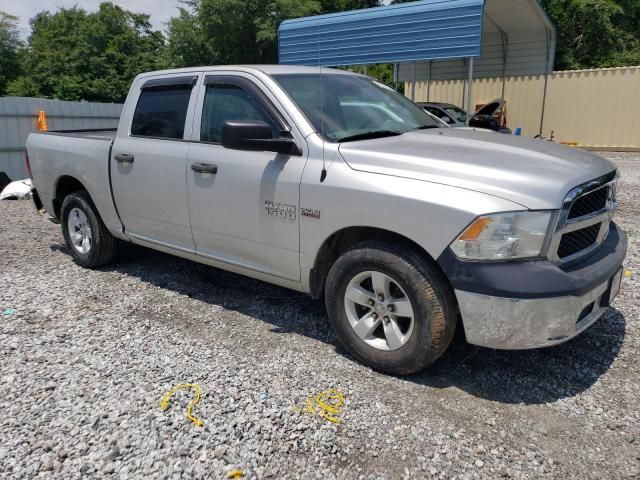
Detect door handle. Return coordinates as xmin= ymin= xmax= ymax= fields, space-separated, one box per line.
xmin=191 ymin=162 xmax=218 ymax=174
xmin=114 ymin=153 xmax=134 ymax=164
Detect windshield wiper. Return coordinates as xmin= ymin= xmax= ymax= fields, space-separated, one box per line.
xmin=338 ymin=130 xmax=402 ymax=143
xmin=413 ymin=125 xmax=440 ymax=130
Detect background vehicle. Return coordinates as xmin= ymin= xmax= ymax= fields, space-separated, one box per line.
xmin=423 ymin=109 xmax=496 ymax=133
xmin=26 ymin=66 xmax=626 ymax=375
xmin=418 ymin=102 xmax=467 ymax=127
xmin=469 ymin=98 xmax=512 ymax=133
xmin=419 ymin=99 xmax=512 ymax=133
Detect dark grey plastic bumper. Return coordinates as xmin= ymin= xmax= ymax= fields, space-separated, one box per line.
xmin=438 ymin=222 xmax=627 ymax=349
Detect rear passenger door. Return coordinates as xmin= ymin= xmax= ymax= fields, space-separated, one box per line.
xmin=186 ymin=74 xmax=307 ymax=281
xmin=111 ymin=75 xmax=199 ymax=251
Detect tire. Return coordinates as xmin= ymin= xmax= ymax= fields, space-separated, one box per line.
xmin=60 ymin=191 xmax=118 ymax=268
xmin=325 ymin=241 xmax=457 ymax=375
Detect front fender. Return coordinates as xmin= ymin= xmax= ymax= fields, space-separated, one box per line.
xmin=299 ymin=157 xmax=525 ymax=292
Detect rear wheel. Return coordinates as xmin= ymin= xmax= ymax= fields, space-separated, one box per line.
xmin=61 ymin=191 xmax=117 ymax=268
xmin=325 ymin=241 xmax=457 ymax=375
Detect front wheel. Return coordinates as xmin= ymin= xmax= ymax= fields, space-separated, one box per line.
xmin=61 ymin=191 xmax=118 ymax=268
xmin=325 ymin=242 xmax=457 ymax=375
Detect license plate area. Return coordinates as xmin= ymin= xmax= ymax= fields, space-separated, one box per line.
xmin=610 ymin=268 xmax=623 ymax=304
xmin=602 ymin=267 xmax=623 ymax=307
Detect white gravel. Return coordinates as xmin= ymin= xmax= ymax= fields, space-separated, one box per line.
xmin=1 ymin=152 xmax=639 ymax=479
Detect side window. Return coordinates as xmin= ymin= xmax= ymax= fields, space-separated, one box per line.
xmin=201 ymin=83 xmax=278 ymax=143
xmin=131 ymin=85 xmax=193 ymax=139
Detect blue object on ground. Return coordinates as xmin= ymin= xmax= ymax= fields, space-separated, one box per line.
xmin=514 ymin=127 xmax=522 ymax=136
xmin=2 ymin=308 xmax=17 ymax=316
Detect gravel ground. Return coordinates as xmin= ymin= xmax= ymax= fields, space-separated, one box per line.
xmin=1 ymin=152 xmax=639 ymax=479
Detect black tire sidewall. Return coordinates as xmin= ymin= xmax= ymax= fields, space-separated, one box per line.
xmin=326 ymin=245 xmax=453 ymax=375
xmin=61 ymin=193 xmax=109 ymax=268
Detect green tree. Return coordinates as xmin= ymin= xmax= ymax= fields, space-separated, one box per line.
xmin=395 ymin=0 xmax=639 ymax=70
xmin=319 ymin=0 xmax=379 ymax=13
xmin=165 ymin=0 xmax=381 ymax=68
xmin=345 ymin=64 xmax=398 ymax=88
xmin=164 ymin=4 xmax=207 ymax=68
xmin=8 ymin=3 xmax=165 ymax=102
xmin=166 ymin=0 xmax=322 ymax=67
xmin=542 ymin=0 xmax=640 ymax=69
xmin=0 ymin=11 xmax=23 ymax=95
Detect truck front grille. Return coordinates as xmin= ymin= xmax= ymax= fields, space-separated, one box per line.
xmin=548 ymin=172 xmax=617 ymax=264
xmin=557 ymin=223 xmax=602 ymax=259
xmin=568 ymin=187 xmax=608 ymax=219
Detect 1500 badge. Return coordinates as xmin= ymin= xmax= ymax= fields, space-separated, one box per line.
xmin=265 ymin=201 xmax=296 ymax=221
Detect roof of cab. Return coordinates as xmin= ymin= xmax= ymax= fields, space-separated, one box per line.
xmin=135 ymin=65 xmax=360 ymax=80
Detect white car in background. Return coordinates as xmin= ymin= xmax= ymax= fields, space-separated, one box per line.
xmin=424 ymin=110 xmax=494 ymax=133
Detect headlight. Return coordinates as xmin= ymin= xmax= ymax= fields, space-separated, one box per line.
xmin=450 ymin=211 xmax=553 ymax=261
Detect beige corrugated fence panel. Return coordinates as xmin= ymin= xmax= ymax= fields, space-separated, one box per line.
xmin=544 ymin=67 xmax=640 ymax=149
xmin=407 ymin=66 xmax=640 ymax=150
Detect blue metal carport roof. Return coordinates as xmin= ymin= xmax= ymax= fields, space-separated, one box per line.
xmin=278 ymin=0 xmax=485 ymax=66
xmin=278 ymin=0 xmax=556 ymax=133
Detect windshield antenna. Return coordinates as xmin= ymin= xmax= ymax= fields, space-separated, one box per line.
xmin=320 ymin=69 xmax=327 ymax=183
xmin=319 ymin=27 xmax=327 ymax=183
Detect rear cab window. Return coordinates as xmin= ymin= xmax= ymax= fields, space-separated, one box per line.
xmin=131 ymin=76 xmax=197 ymax=139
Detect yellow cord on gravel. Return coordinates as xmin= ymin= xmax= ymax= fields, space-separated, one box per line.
xmin=300 ymin=389 xmax=346 ymax=424
xmin=160 ymin=383 xmax=204 ymax=427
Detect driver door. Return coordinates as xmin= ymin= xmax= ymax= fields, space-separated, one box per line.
xmin=186 ymin=74 xmax=306 ymax=281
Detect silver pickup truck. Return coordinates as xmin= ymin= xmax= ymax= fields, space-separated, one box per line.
xmin=26 ymin=66 xmax=627 ymax=374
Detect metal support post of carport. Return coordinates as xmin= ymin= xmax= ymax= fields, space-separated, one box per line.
xmin=411 ymin=62 xmax=416 ymax=101
xmin=466 ymin=57 xmax=474 ymax=126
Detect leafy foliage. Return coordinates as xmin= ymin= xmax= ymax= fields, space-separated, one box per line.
xmin=4 ymin=0 xmax=640 ymax=101
xmin=165 ymin=0 xmax=380 ymax=68
xmin=344 ymin=64 xmax=399 ymax=89
xmin=394 ymin=0 xmax=640 ymax=70
xmin=7 ymin=3 xmax=165 ymax=102
xmin=0 ymin=11 xmax=23 ymax=95
xmin=165 ymin=0 xmax=395 ymax=85
xmin=542 ymin=0 xmax=640 ymax=70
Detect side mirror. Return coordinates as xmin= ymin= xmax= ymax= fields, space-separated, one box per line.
xmin=221 ymin=120 xmax=301 ymax=156
xmin=440 ymin=115 xmax=452 ymax=124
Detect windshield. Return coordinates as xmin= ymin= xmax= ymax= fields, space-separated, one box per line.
xmin=444 ymin=107 xmax=467 ymax=123
xmin=272 ymin=73 xmax=440 ymax=142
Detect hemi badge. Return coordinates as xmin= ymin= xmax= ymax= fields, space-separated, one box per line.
xmin=301 ymin=208 xmax=320 ymax=219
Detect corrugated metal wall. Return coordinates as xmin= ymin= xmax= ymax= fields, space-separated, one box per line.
xmin=0 ymin=97 xmax=122 ymax=180
xmin=407 ymin=66 xmax=640 ymax=149
xmin=279 ymin=0 xmax=484 ymax=66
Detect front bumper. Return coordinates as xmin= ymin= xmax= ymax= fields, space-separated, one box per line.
xmin=438 ymin=222 xmax=627 ymax=350
xmin=455 ymin=279 xmax=612 ymax=349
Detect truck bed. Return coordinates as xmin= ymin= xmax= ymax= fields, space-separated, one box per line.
xmin=41 ymin=128 xmax=117 ymax=141
xmin=26 ymin=128 xmax=123 ymax=235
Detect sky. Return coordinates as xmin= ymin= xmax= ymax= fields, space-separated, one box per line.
xmin=1 ymin=0 xmax=393 ymax=39
xmin=0 ymin=0 xmax=182 ymax=38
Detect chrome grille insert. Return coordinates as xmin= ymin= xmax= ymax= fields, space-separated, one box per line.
xmin=547 ymin=171 xmax=617 ymax=264
xmin=557 ymin=223 xmax=601 ymax=259
xmin=568 ymin=187 xmax=608 ymax=219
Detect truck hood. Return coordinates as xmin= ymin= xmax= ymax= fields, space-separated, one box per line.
xmin=338 ymin=129 xmax=616 ymax=209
